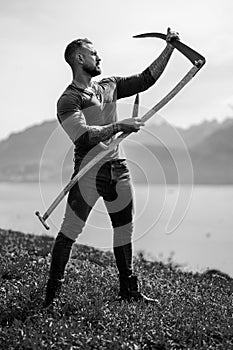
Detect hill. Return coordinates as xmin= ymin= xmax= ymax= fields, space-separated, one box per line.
xmin=0 ymin=229 xmax=233 ymax=349
xmin=0 ymin=118 xmax=233 ymax=184
xmin=189 ymin=123 xmax=233 ymax=184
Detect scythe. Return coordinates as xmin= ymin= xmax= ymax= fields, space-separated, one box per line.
xmin=36 ymin=32 xmax=206 ymax=229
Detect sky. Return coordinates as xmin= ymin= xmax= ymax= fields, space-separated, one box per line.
xmin=0 ymin=0 xmax=233 ymax=140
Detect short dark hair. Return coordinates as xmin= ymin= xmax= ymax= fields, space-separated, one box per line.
xmin=64 ymin=38 xmax=93 ymax=67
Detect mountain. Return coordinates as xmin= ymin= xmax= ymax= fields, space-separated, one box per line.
xmin=189 ymin=122 xmax=233 ymax=184
xmin=0 ymin=118 xmax=233 ymax=184
xmin=0 ymin=121 xmax=71 ymax=182
xmin=129 ymin=118 xmax=221 ymax=148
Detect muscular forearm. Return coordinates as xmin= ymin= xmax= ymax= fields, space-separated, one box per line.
xmin=116 ymin=44 xmax=175 ymax=99
xmin=148 ymin=43 xmax=174 ymax=81
xmin=76 ymin=118 xmax=142 ymax=146
xmin=77 ymin=123 xmax=121 ymax=146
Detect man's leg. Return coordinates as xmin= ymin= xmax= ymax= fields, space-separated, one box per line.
xmin=43 ymin=170 xmax=99 ymax=307
xmin=104 ymin=175 xmax=134 ymax=300
xmin=104 ymin=160 xmax=157 ymax=302
xmin=44 ymin=232 xmax=74 ymax=307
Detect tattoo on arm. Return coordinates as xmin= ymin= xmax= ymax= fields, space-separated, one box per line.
xmin=115 ymin=44 xmax=175 ymax=99
xmin=148 ymin=44 xmax=174 ymax=81
xmin=77 ymin=123 xmax=120 ymax=146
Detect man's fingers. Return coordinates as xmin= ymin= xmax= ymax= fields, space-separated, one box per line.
xmin=135 ymin=122 xmax=145 ymax=127
xmin=135 ymin=117 xmax=145 ymax=125
xmin=120 ymin=117 xmax=144 ymax=133
xmin=166 ymin=27 xmax=180 ymax=42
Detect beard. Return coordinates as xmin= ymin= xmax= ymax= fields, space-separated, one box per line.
xmin=83 ymin=62 xmax=101 ymax=77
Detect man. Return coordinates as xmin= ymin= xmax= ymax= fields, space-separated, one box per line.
xmin=43 ymin=28 xmax=180 ymax=307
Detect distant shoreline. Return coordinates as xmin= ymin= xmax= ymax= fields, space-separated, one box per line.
xmin=1 ymin=180 xmax=233 ymax=185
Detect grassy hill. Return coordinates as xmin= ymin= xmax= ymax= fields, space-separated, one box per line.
xmin=0 ymin=229 xmax=233 ymax=349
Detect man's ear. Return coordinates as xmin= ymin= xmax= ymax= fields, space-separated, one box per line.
xmin=76 ymin=53 xmax=84 ymax=64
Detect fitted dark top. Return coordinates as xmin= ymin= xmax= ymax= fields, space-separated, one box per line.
xmin=57 ymin=68 xmax=155 ymax=167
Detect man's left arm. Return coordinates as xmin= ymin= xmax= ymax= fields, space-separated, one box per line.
xmin=116 ymin=28 xmax=180 ymax=99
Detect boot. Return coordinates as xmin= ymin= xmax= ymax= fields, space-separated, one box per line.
xmin=118 ymin=274 xmax=131 ymax=300
xmin=128 ymin=275 xmax=158 ymax=303
xmin=114 ymin=244 xmax=157 ymax=303
xmin=43 ymin=231 xmax=74 ymax=308
xmin=118 ymin=275 xmax=157 ymax=303
xmin=43 ymin=279 xmax=63 ymax=308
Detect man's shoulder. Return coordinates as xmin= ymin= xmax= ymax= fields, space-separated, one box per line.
xmin=95 ymin=77 xmax=121 ymax=99
xmin=97 ymin=76 xmax=118 ymax=88
xmin=57 ymin=85 xmax=84 ymax=119
xmin=57 ymin=84 xmax=83 ymax=106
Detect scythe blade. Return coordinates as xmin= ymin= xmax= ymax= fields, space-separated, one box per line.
xmin=133 ymin=32 xmax=206 ymax=67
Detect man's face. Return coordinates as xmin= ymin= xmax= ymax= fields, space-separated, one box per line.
xmin=79 ymin=43 xmax=102 ymax=77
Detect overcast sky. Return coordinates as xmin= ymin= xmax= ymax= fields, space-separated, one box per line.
xmin=0 ymin=0 xmax=232 ymax=140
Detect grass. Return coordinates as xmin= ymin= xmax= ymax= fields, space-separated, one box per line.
xmin=0 ymin=228 xmax=233 ymax=349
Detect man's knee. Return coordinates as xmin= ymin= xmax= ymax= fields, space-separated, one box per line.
xmin=60 ymin=202 xmax=87 ymax=241
xmin=55 ymin=231 xmax=75 ymax=244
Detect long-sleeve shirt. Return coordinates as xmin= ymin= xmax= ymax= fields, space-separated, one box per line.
xmin=57 ymin=67 xmax=156 ymax=168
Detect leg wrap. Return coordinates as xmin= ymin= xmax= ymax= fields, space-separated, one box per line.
xmin=49 ymin=231 xmax=74 ymax=281
xmin=113 ymin=243 xmax=133 ymax=277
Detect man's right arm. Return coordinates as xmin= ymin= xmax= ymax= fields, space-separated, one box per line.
xmin=57 ymin=97 xmax=144 ymax=147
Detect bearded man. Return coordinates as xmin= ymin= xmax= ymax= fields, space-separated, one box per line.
xmin=43 ymin=28 xmax=180 ymax=307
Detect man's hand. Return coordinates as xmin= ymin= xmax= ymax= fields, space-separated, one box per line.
xmin=166 ymin=27 xmax=180 ymax=43
xmin=117 ymin=117 xmax=145 ymax=133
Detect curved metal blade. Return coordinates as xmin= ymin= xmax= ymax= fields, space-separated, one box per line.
xmin=133 ymin=32 xmax=206 ymax=66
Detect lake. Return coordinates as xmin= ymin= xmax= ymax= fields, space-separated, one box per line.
xmin=0 ymin=182 xmax=232 ymax=276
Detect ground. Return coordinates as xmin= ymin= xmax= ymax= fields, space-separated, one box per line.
xmin=0 ymin=229 xmax=233 ymax=349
